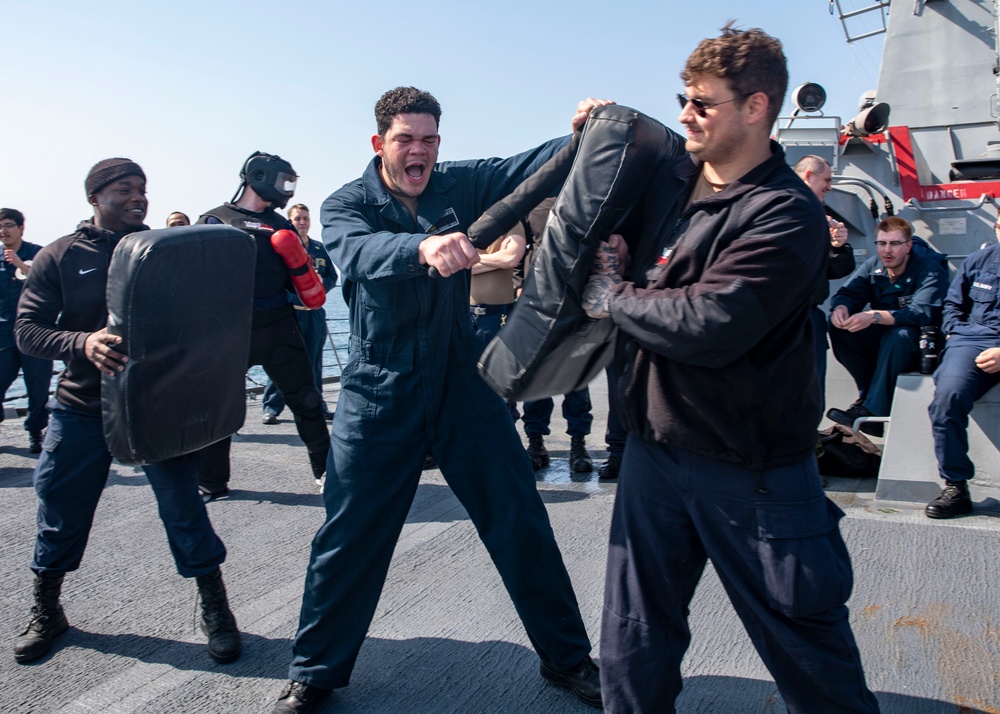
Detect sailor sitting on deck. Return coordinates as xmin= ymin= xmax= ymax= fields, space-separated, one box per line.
xmin=925 ymin=220 xmax=1000 ymax=519
xmin=827 ymin=216 xmax=948 ymax=435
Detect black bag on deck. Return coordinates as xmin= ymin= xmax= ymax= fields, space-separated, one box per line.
xmin=102 ymin=225 xmax=256 ymax=465
xmin=816 ymin=425 xmax=883 ymax=478
xmin=476 ymin=104 xmax=686 ymax=402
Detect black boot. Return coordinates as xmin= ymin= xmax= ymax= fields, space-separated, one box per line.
xmin=598 ymin=452 xmax=621 ymax=481
xmin=527 ymin=435 xmax=549 ymax=470
xmin=569 ymin=435 xmax=593 ymax=473
xmin=925 ymin=480 xmax=973 ymax=519
xmin=196 ymin=568 xmax=241 ymax=663
xmin=14 ymin=574 xmax=69 ymax=663
xmin=29 ymin=431 xmax=44 ymax=454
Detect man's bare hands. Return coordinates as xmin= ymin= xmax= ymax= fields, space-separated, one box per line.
xmin=571 ymin=98 xmax=616 ymax=133
xmin=828 ymin=217 xmax=848 ymax=248
xmin=85 ymin=328 xmax=127 ymax=376
xmin=418 ymin=232 xmax=479 ymax=278
xmin=976 ymin=347 xmax=1000 ymax=373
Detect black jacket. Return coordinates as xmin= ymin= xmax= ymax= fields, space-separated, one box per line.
xmin=15 ymin=221 xmax=141 ymax=413
xmin=609 ymin=143 xmax=828 ymax=469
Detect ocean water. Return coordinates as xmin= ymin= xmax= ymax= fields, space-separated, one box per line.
xmin=2 ymin=290 xmax=350 ymax=411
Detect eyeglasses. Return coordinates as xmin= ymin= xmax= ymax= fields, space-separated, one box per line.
xmin=0 ymin=222 xmax=18 ymax=230
xmin=874 ymin=240 xmax=909 ymax=249
xmin=677 ymin=93 xmax=751 ymax=117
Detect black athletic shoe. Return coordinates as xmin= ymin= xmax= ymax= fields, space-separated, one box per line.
xmin=925 ymin=480 xmax=973 ymax=519
xmin=272 ymin=681 xmax=331 ymax=714
xmin=540 ymin=655 xmax=602 ymax=709
xmin=826 ymin=401 xmax=884 ymax=436
xmin=198 ymin=485 xmax=230 ymax=503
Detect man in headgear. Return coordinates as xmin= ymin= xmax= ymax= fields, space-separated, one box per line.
xmin=13 ymin=158 xmax=241 ymax=666
xmin=197 ymin=152 xmax=331 ymax=499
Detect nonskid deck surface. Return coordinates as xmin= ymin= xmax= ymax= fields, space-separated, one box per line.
xmin=0 ymin=362 xmax=998 ymax=713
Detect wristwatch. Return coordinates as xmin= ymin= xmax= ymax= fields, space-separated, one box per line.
xmin=870 ymin=310 xmax=882 ymax=324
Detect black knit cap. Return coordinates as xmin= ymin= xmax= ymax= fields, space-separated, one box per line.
xmin=85 ymin=158 xmax=146 ymax=197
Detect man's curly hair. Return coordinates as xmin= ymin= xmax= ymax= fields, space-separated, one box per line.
xmin=375 ymin=87 xmax=442 ymax=136
xmin=681 ymin=23 xmax=788 ymax=126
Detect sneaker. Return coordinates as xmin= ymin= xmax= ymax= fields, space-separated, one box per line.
xmin=540 ymin=655 xmax=602 ymax=709
xmin=29 ymin=431 xmax=44 ymax=454
xmin=422 ymin=454 xmax=436 ymax=470
xmin=272 ymin=680 xmax=331 ymax=713
xmin=262 ymin=413 xmax=278 ymax=425
xmin=925 ymin=480 xmax=973 ymax=519
xmin=527 ymin=435 xmax=549 ymax=470
xmin=826 ymin=401 xmax=885 ymax=436
xmin=826 ymin=400 xmax=872 ymax=428
xmin=598 ymin=453 xmax=621 ymax=481
xmin=199 ymin=485 xmax=230 ymax=503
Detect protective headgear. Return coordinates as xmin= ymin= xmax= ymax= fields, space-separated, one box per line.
xmin=237 ymin=151 xmax=297 ymax=208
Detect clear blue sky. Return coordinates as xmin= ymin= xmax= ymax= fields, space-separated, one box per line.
xmin=2 ymin=0 xmax=886 ymax=245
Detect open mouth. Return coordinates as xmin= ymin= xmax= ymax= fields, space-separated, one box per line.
xmin=404 ymin=163 xmax=425 ymax=182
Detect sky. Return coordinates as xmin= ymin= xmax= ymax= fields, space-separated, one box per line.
xmin=2 ymin=0 xmax=888 ymax=245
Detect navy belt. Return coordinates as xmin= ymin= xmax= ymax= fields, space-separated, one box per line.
xmin=470 ymin=303 xmax=514 ymax=316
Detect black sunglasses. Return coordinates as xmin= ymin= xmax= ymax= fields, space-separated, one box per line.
xmin=677 ymin=93 xmax=751 ymax=117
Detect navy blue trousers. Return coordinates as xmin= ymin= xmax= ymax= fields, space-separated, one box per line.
xmin=828 ymin=322 xmax=920 ymax=415
xmin=32 ymin=404 xmax=226 ymax=578
xmin=810 ymin=306 xmax=829 ymax=415
xmin=603 ymin=365 xmax=627 ymax=457
xmin=600 ymin=436 xmax=879 ymax=714
xmin=0 ymin=342 xmax=52 ymax=434
xmin=523 ymin=388 xmax=593 ymax=438
xmin=470 ymin=303 xmax=518 ymax=420
xmin=287 ymin=332 xmax=591 ymax=689
xmin=928 ymin=337 xmax=1000 ymax=483
xmin=262 ymin=307 xmax=331 ymax=418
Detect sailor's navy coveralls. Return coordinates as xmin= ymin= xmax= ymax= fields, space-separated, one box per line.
xmin=929 ymin=244 xmax=1000 ymax=483
xmin=287 ymin=139 xmax=592 ymax=688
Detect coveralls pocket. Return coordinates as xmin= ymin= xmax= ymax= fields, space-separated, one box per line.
xmin=331 ymin=358 xmax=379 ymax=445
xmin=755 ymin=496 xmax=853 ymax=618
xmin=359 ymin=283 xmax=396 ymax=314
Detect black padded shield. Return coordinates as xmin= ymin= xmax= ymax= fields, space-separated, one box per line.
xmin=102 ymin=225 xmax=256 ymax=465
xmin=477 ymin=105 xmax=685 ymax=402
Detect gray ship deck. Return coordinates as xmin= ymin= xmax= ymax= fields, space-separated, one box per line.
xmin=1 ymin=361 xmax=998 ymax=713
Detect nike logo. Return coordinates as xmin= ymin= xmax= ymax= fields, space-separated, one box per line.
xmin=79 ymin=268 xmax=97 ymax=275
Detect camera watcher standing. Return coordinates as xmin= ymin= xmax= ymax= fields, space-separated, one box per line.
xmin=0 ymin=208 xmax=51 ymax=452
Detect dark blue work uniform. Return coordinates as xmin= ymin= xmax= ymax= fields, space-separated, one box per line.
xmin=262 ymin=238 xmax=337 ymax=418
xmin=15 ymin=222 xmax=226 ymax=579
xmin=929 ymin=244 xmax=1000 ymax=483
xmin=1 ymin=241 xmax=52 ymax=436
xmin=287 ymin=139 xmax=593 ymax=689
xmin=829 ymin=245 xmax=947 ymax=415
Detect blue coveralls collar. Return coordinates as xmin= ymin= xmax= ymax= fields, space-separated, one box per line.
xmin=361 ymin=157 xmax=458 ymax=234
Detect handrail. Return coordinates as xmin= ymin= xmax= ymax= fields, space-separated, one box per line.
xmin=905 ymin=194 xmax=996 ymax=212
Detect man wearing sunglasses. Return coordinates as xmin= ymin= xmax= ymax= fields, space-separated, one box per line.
xmin=827 ymin=216 xmax=948 ymax=434
xmin=581 ymin=24 xmax=879 ymax=714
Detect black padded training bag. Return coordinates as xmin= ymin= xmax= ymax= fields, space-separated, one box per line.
xmin=476 ymin=104 xmax=686 ymax=402
xmin=102 ymin=225 xmax=256 ymax=465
